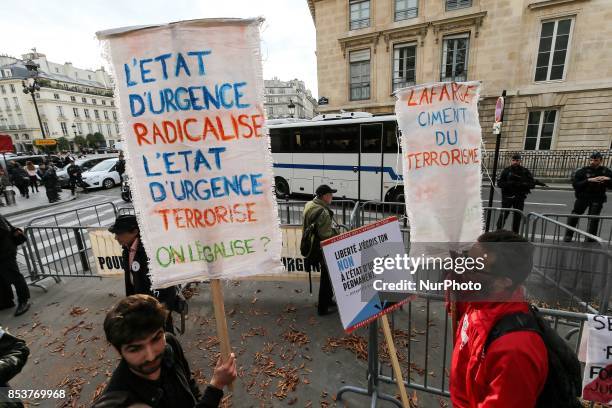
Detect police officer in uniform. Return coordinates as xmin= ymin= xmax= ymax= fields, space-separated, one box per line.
xmin=108 ymin=215 xmax=180 ymax=332
xmin=564 ymin=151 xmax=612 ymax=241
xmin=496 ymin=154 xmax=535 ymax=233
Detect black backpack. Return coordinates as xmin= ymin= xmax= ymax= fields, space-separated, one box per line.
xmin=300 ymin=207 xmax=326 ymax=261
xmin=484 ymin=305 xmax=583 ymax=408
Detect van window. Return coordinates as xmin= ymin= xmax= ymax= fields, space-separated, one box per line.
xmin=294 ymin=127 xmax=323 ymax=153
xmin=383 ymin=122 xmax=401 ymax=153
xmin=270 ymin=128 xmax=292 ymax=153
xmin=323 ymin=125 xmax=359 ymax=153
xmin=361 ymin=124 xmax=382 ymax=153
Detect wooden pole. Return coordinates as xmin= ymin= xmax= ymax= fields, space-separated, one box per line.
xmin=210 ymin=279 xmax=233 ymax=392
xmin=380 ymin=314 xmax=410 ymax=407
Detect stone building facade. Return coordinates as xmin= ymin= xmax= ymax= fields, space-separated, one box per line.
xmin=0 ymin=50 xmax=119 ymax=152
xmin=264 ymin=77 xmax=318 ymax=119
xmin=307 ymin=0 xmax=612 ymax=150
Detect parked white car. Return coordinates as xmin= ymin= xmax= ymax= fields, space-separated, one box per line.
xmin=81 ymin=158 xmax=121 ymax=189
xmin=56 ymin=155 xmax=117 ymax=188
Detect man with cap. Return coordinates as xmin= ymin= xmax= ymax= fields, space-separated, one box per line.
xmin=564 ymin=151 xmax=612 ymax=241
xmin=109 ymin=215 xmax=180 ymax=331
xmin=302 ymin=185 xmax=339 ymax=316
xmin=496 ymin=154 xmax=536 ymax=233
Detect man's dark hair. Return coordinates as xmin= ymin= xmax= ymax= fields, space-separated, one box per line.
xmin=103 ymin=294 xmax=168 ymax=350
xmin=477 ymin=230 xmax=534 ymax=287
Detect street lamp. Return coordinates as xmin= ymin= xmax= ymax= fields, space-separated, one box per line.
xmin=22 ymin=60 xmax=46 ymax=139
xmin=287 ymin=99 xmax=295 ymax=118
xmin=71 ymin=124 xmax=78 ymax=152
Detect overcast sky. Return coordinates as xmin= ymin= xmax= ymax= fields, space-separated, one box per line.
xmin=0 ymin=0 xmax=318 ymax=97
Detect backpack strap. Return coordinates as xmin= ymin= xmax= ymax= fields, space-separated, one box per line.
xmin=484 ymin=312 xmax=541 ymax=354
xmin=308 ymin=207 xmax=327 ymax=230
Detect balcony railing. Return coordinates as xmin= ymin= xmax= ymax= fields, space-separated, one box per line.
xmin=37 ymin=79 xmax=114 ymax=98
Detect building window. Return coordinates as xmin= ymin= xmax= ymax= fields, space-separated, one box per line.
xmin=112 ymin=111 xmax=117 ymax=120
xmin=393 ymin=43 xmax=417 ymax=91
xmin=12 ymin=97 xmax=19 ymax=109
xmin=82 ymin=97 xmax=87 ymax=103
xmin=84 ymin=109 xmax=90 ymax=119
xmin=54 ymin=93 xmax=60 ymax=100
xmin=441 ymin=34 xmax=469 ymax=82
xmin=110 ymin=101 xmax=114 ymax=106
xmin=60 ymin=122 xmax=68 ymax=136
xmin=0 ymin=85 xmax=5 ymax=94
xmin=115 ymin=123 xmax=120 ymax=134
xmin=92 ymin=99 xmax=97 ymax=105
xmin=107 ymin=123 xmax=112 ymax=136
xmin=102 ymin=100 xmax=106 ymax=105
xmin=76 ymin=122 xmax=83 ymax=134
xmin=87 ymin=123 xmax=93 ymax=133
xmin=524 ymin=110 xmax=557 ymax=150
xmin=73 ymin=107 xmax=79 ymax=117
xmin=9 ymin=84 xmax=15 ymax=93
xmin=350 ymin=0 xmax=370 ymax=30
xmin=534 ymin=18 xmax=572 ymax=82
xmin=94 ymin=110 xmax=100 ymax=119
xmin=395 ymin=0 xmax=418 ymax=21
xmin=42 ymin=122 xmax=50 ymax=135
xmin=104 ymin=111 xmax=109 ymax=120
xmin=446 ymin=0 xmax=472 ymax=11
xmin=57 ymin=106 xmax=64 ymax=116
xmin=70 ymin=96 xmax=76 ymax=102
xmin=349 ymin=49 xmax=371 ymax=101
xmin=35 ymin=93 xmax=40 ymax=99
xmin=97 ymin=123 xmax=103 ymax=134
xmin=23 ymin=134 xmax=29 ymax=140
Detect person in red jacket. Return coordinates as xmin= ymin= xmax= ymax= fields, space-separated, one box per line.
xmin=449 ymin=230 xmax=548 ymax=408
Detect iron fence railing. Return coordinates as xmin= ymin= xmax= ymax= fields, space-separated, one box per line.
xmin=481 ymin=149 xmax=612 ymax=181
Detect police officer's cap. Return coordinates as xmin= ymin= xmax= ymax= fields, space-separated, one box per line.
xmin=590 ymin=151 xmax=603 ymax=159
xmin=108 ymin=215 xmax=139 ymax=234
xmin=511 ymin=154 xmax=522 ymax=161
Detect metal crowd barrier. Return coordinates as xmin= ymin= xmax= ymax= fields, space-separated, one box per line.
xmin=27 ymin=201 xmax=118 ymax=227
xmin=24 ymin=225 xmax=100 ymax=282
xmin=542 ymin=213 xmax=612 ymax=247
xmin=337 ymin=207 xmax=606 ymax=406
xmin=368 ymin=295 xmax=593 ymax=403
xmin=277 ymin=199 xmax=355 ymax=226
xmin=527 ymin=213 xmax=611 ymax=314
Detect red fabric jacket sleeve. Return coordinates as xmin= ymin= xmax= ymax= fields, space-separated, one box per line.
xmin=477 ymin=332 xmax=548 ymax=408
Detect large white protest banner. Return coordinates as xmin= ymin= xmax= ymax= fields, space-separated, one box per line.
xmin=581 ymin=314 xmax=612 ymax=404
xmin=394 ymin=82 xmax=483 ymax=244
xmin=97 ymin=19 xmax=283 ymax=288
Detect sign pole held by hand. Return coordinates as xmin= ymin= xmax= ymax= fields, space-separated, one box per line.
xmin=210 ymin=279 xmax=234 ymax=392
xmin=380 ymin=314 xmax=410 ymax=407
xmin=485 ymin=90 xmax=506 ymax=231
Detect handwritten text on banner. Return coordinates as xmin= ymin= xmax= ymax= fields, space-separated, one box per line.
xmin=394 ymin=82 xmax=483 ymax=244
xmin=97 ymin=19 xmax=283 ymax=287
